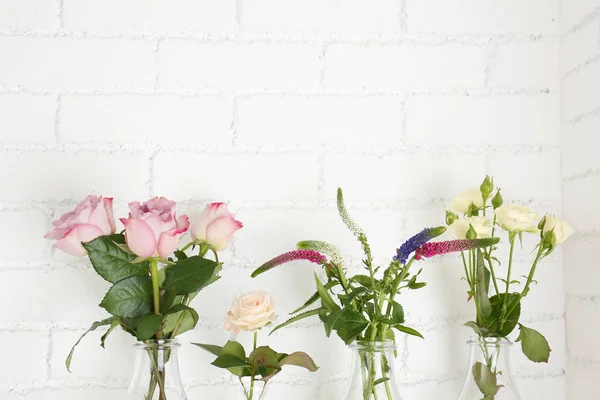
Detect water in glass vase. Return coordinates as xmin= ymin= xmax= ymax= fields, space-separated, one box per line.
xmin=127 ymin=339 xmax=187 ymax=400
xmin=342 ymin=340 xmax=402 ymax=400
xmin=458 ymin=337 xmax=521 ymax=400
xmin=237 ymin=377 xmax=269 ymax=400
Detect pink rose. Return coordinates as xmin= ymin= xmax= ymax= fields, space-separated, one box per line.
xmin=120 ymin=196 xmax=190 ymax=259
xmin=45 ymin=195 xmax=116 ymax=256
xmin=190 ymin=203 xmax=243 ymax=251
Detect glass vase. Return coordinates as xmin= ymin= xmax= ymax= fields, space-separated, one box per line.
xmin=458 ymin=337 xmax=521 ymax=400
xmin=238 ymin=377 xmax=269 ymax=400
xmin=342 ymin=340 xmax=402 ymax=400
xmin=127 ymin=339 xmax=187 ymax=400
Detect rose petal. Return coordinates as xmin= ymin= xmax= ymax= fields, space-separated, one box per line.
xmin=206 ymin=216 xmax=243 ymax=251
xmin=190 ymin=203 xmax=231 ymax=242
xmin=54 ymin=224 xmax=104 ymax=257
xmin=88 ymin=197 xmax=113 ymax=235
xmin=103 ymin=197 xmax=117 ymax=234
xmin=121 ymin=218 xmax=157 ymax=258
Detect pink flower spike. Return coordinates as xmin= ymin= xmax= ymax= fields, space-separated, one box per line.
xmin=414 ymin=238 xmax=500 ymax=260
xmin=252 ymin=250 xmax=327 ymax=278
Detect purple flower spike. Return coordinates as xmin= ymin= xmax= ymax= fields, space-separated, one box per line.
xmin=252 ymin=250 xmax=327 ymax=278
xmin=395 ymin=226 xmax=447 ymax=264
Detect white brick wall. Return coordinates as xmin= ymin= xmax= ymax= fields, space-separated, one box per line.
xmin=0 ymin=0 xmax=567 ymax=399
xmin=561 ymin=0 xmax=600 ymax=398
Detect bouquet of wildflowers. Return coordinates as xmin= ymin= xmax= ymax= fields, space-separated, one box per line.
xmin=252 ymin=188 xmax=498 ymax=400
xmin=194 ymin=291 xmax=318 ymax=400
xmin=45 ymin=196 xmax=242 ymax=399
xmin=445 ymin=177 xmax=574 ymax=398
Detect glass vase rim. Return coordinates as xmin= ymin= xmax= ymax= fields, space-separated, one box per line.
xmin=466 ymin=336 xmax=513 ymax=346
xmin=134 ymin=338 xmax=181 ymax=349
xmin=349 ymin=339 xmax=396 ymax=350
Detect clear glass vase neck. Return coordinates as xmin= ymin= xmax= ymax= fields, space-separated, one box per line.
xmin=342 ymin=340 xmax=403 ymax=400
xmin=458 ymin=336 xmax=522 ymax=400
xmin=127 ymin=338 xmax=187 ymax=400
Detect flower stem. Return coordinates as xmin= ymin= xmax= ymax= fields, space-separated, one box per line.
xmin=149 ymin=258 xmax=163 ymax=339
xmin=249 ymin=332 xmax=258 ymax=399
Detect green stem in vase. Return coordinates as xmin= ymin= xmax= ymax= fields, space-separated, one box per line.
xmin=248 ymin=332 xmax=258 ymax=400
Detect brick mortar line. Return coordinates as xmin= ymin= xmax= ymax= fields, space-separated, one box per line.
xmin=562 ymin=53 xmax=600 ymax=81
xmin=563 ymin=7 xmax=600 ymax=35
xmin=0 ymin=29 xmax=557 ymax=45
xmin=0 ymin=85 xmax=554 ymax=97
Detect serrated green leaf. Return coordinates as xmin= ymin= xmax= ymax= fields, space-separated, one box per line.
xmin=270 ymin=308 xmax=323 ymax=335
xmin=472 ymin=361 xmax=503 ymax=396
xmin=100 ymin=276 xmax=153 ymax=319
xmin=336 ymin=309 xmax=369 ymax=344
xmin=83 ymin=235 xmax=149 ymax=284
xmin=516 ymin=324 xmax=551 ymax=363
xmin=163 ymin=256 xmax=220 ymax=295
xmin=163 ymin=304 xmax=199 ymax=337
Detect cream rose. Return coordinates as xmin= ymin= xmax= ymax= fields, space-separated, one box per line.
xmin=450 ymin=189 xmax=492 ymax=214
xmin=449 ymin=216 xmax=493 ymax=239
xmin=224 ymin=291 xmax=277 ymax=334
xmin=494 ymin=204 xmax=539 ymax=233
xmin=543 ymin=216 xmax=575 ymax=245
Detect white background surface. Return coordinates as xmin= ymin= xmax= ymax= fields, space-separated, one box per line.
xmin=0 ymin=0 xmax=594 ymax=398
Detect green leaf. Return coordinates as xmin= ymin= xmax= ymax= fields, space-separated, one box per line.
xmin=335 ymin=309 xmax=369 ymax=344
xmin=220 ymin=341 xmax=250 ymax=377
xmin=83 ymin=235 xmax=149 ymax=284
xmin=100 ymin=319 xmax=120 ymax=348
xmin=100 ymin=276 xmax=153 ymax=319
xmin=270 ymin=308 xmax=323 ymax=335
xmin=279 ymin=352 xmax=319 ymax=372
xmin=212 ymin=354 xmax=250 ymax=369
xmin=516 ymin=324 xmax=551 ymax=363
xmin=392 ymin=324 xmax=424 ymax=339
xmin=476 ymin=250 xmax=493 ymax=318
xmin=65 ymin=317 xmax=118 ymax=372
xmin=249 ymin=346 xmax=281 ymax=369
xmin=373 ymin=377 xmax=390 ymax=386
xmin=352 ymin=275 xmax=376 ymax=289
xmin=136 ymin=314 xmax=163 ymax=341
xmin=292 ymin=281 xmax=339 ymax=314
xmin=482 ymin=293 xmax=521 ymax=337
xmin=390 ymin=301 xmax=405 ymax=325
xmin=163 ymin=256 xmax=221 ymax=295
xmin=464 ymin=321 xmax=483 ymax=336
xmin=163 ymin=304 xmax=199 ymax=337
xmin=339 ymin=287 xmax=370 ymax=306
xmin=314 ymin=273 xmax=340 ymax=312
xmin=192 ymin=343 xmax=223 ymax=357
xmin=324 ymin=309 xmax=342 ymax=337
xmin=472 ymin=361 xmax=503 ymax=397
xmin=161 ymin=289 xmax=179 ymax=312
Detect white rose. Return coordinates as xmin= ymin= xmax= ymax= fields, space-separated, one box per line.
xmin=449 ymin=216 xmax=493 ymax=239
xmin=543 ymin=216 xmax=575 ymax=245
xmin=494 ymin=204 xmax=539 ymax=233
xmin=224 ymin=291 xmax=277 ymax=334
xmin=450 ymin=189 xmax=492 ymax=214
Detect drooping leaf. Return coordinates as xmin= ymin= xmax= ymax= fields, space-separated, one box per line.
xmin=476 ymin=250 xmax=493 ymax=318
xmin=335 ymin=309 xmax=369 ymax=344
xmin=464 ymin=321 xmax=483 ymax=336
xmin=472 ymin=361 xmax=503 ymax=397
xmin=136 ymin=314 xmax=164 ymax=341
xmin=270 ymin=308 xmax=323 ymax=335
xmin=100 ymin=319 xmax=121 ymax=348
xmin=392 ymin=324 xmax=424 ymax=339
xmin=66 ymin=317 xmax=118 ymax=372
xmin=83 ymin=235 xmax=149 ymax=284
xmin=100 ymin=276 xmax=153 ymax=319
xmin=516 ymin=324 xmax=551 ymax=363
xmin=192 ymin=343 xmax=223 ymax=357
xmin=279 ymin=352 xmax=319 ymax=372
xmin=163 ymin=256 xmax=221 ymax=295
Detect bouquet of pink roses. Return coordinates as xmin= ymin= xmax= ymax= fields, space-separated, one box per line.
xmin=45 ymin=195 xmax=242 ymax=399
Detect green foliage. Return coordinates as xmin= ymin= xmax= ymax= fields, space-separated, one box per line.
xmin=66 ymin=317 xmax=118 ymax=371
xmin=163 ymin=256 xmax=221 ymax=295
xmin=516 ymin=324 xmax=551 ymax=363
xmin=472 ymin=361 xmax=503 ymax=397
xmin=195 ymin=340 xmax=318 ymax=383
xmin=83 ymin=234 xmax=149 ymax=283
xmin=100 ymin=276 xmax=154 ymax=319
